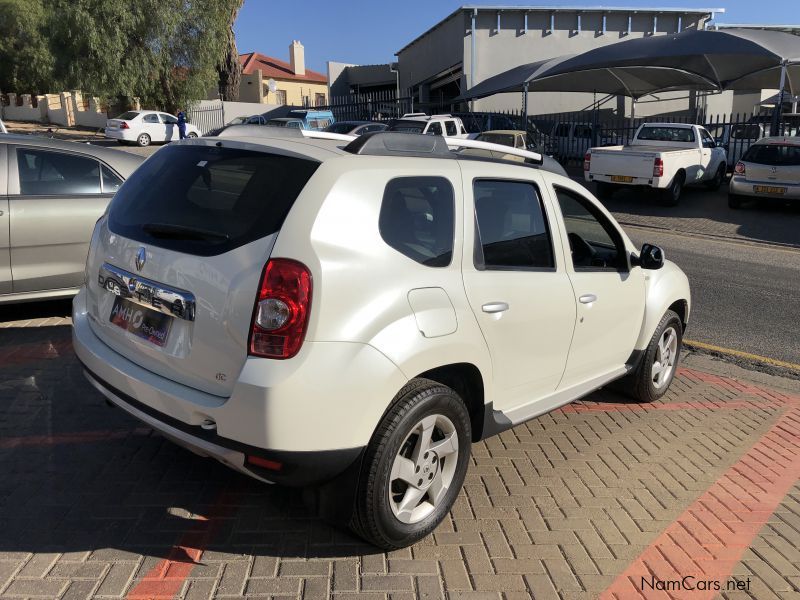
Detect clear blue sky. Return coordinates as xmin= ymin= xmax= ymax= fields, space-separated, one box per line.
xmin=234 ymin=1 xmax=797 ymax=74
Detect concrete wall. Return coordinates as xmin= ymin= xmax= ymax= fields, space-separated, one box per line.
xmin=239 ymin=70 xmax=328 ymax=106
xmin=397 ymin=12 xmax=464 ymax=94
xmin=1 ymin=90 xmax=110 ymax=127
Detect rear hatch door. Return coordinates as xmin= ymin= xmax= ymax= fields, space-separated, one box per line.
xmin=744 ymin=143 xmax=800 ymax=187
xmin=84 ymin=142 xmax=320 ymax=396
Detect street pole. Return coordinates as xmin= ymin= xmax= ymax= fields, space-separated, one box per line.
xmin=772 ymin=62 xmax=787 ymax=135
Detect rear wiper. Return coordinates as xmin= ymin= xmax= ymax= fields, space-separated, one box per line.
xmin=142 ymin=222 xmax=230 ymax=243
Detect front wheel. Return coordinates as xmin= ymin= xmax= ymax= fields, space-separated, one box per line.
xmin=350 ymin=379 xmax=471 ymax=550
xmin=619 ymin=310 xmax=683 ymax=403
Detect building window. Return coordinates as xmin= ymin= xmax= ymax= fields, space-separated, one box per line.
xmin=274 ymin=90 xmax=287 ymax=105
xmin=315 ymin=93 xmax=326 ymax=106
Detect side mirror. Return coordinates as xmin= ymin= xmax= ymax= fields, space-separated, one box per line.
xmin=637 ymin=243 xmax=665 ymax=270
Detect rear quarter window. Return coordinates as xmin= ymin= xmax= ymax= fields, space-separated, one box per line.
xmin=107 ymin=145 xmax=319 ymax=256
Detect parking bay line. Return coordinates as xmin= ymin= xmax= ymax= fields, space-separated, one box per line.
xmin=599 ymin=403 xmax=800 ymax=600
xmin=684 ymin=339 xmax=800 ymax=372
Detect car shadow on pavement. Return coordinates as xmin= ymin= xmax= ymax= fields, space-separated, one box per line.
xmin=589 ymin=181 xmax=800 ymax=248
xmin=0 ymin=324 xmax=383 ymax=563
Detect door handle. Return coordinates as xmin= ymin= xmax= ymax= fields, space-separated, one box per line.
xmin=579 ymin=294 xmax=598 ymax=304
xmin=482 ymin=302 xmax=509 ymax=314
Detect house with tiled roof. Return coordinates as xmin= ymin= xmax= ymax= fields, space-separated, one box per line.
xmin=238 ymin=41 xmax=328 ymax=107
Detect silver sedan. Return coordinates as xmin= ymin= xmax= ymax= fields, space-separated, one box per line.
xmin=0 ymin=136 xmax=144 ymax=303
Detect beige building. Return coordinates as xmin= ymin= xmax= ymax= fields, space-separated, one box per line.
xmin=238 ymin=41 xmax=328 ymax=107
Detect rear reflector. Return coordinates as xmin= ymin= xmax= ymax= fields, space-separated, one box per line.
xmin=248 ymin=258 xmax=312 ymax=359
xmin=246 ymin=455 xmax=283 ymax=471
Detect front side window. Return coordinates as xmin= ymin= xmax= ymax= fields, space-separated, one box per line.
xmin=473 ymin=180 xmax=554 ymax=270
xmin=426 ymin=122 xmax=443 ymax=136
xmin=161 ymin=114 xmax=178 ymax=124
xmin=554 ymin=187 xmax=626 ymax=271
xmin=445 ymin=121 xmax=457 ymax=136
xmin=700 ymin=128 xmax=716 ymax=148
xmin=16 ymin=148 xmax=101 ymax=195
xmin=379 ymin=176 xmax=454 ymax=267
xmin=101 ymin=165 xmax=124 ymax=193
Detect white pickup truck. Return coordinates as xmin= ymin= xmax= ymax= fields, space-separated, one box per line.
xmin=584 ymin=123 xmax=727 ymax=205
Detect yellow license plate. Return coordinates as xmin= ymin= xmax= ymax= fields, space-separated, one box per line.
xmin=753 ymin=185 xmax=786 ymax=195
xmin=611 ymin=175 xmax=634 ymax=183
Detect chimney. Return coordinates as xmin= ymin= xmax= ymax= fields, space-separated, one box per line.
xmin=289 ymin=40 xmax=305 ymax=76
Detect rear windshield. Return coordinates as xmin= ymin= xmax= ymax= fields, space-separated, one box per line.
xmin=742 ymin=144 xmax=800 ymax=166
xmin=116 ymin=111 xmax=139 ymax=120
xmin=477 ymin=133 xmax=515 ymax=147
xmin=637 ymin=126 xmax=695 ymax=142
xmin=325 ymin=122 xmax=357 ymax=134
xmin=387 ymin=120 xmax=425 ymax=133
xmin=107 ymin=145 xmax=319 ymax=256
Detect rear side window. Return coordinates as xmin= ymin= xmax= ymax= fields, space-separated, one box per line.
xmin=473 ymin=180 xmax=554 ymax=270
xmin=379 ymin=177 xmax=454 ymax=267
xmin=143 ymin=114 xmax=160 ymax=124
xmin=743 ymin=144 xmax=800 ymax=166
xmin=16 ymin=148 xmax=101 ymax=195
xmin=107 ymin=145 xmax=319 ymax=256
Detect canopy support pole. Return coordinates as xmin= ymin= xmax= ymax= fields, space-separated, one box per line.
xmin=521 ymin=82 xmax=529 ymax=132
xmin=772 ymin=62 xmax=787 ymax=136
xmin=631 ymin=97 xmax=637 ymax=127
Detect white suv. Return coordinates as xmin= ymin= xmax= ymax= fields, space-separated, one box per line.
xmin=387 ymin=113 xmax=470 ymax=138
xmin=72 ymin=128 xmax=690 ymax=549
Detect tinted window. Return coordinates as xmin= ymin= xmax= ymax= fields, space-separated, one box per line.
xmin=17 ymin=148 xmax=101 ymax=195
xmin=101 ymin=164 xmax=124 ymax=193
xmin=325 ymin=122 xmax=357 ymax=134
xmin=427 ymin=122 xmax=443 ymax=136
xmin=476 ymin=133 xmax=515 ymax=147
xmin=555 ymin=124 xmax=571 ymax=137
xmin=474 ymin=180 xmax=553 ymax=269
xmin=107 ymin=145 xmax=319 ymax=256
xmin=379 ymin=177 xmax=454 ymax=267
xmin=161 ymin=114 xmax=178 ymax=124
xmin=743 ymin=144 xmax=800 ymax=166
xmin=445 ymin=121 xmax=457 ymax=136
xmin=637 ymin=126 xmax=695 ymax=142
xmin=143 ymin=114 xmax=160 ymax=124
xmin=732 ymin=125 xmax=762 ymax=139
xmin=554 ymin=187 xmax=626 ymax=271
xmin=117 ymin=111 xmax=139 ymax=120
xmin=387 ymin=120 xmax=425 ymax=133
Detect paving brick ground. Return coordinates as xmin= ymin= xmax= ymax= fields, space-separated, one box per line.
xmin=0 ymin=309 xmax=799 ymax=599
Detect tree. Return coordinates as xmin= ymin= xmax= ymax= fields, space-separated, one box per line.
xmin=217 ymin=0 xmax=244 ymax=101
xmin=0 ymin=0 xmax=54 ymax=93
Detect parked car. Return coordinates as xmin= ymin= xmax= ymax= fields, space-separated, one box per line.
xmin=324 ymin=121 xmax=387 ymax=136
xmin=728 ymin=136 xmax=800 ymax=208
xmin=285 ymin=109 xmax=336 ymax=130
xmin=0 ymin=119 xmax=7 ymax=134
xmin=462 ymin=130 xmax=568 ymax=177
xmin=585 ymin=123 xmax=727 ymax=205
xmin=265 ymin=118 xmax=307 ymax=129
xmin=0 ymin=135 xmax=144 ymax=303
xmin=206 ymin=115 xmax=252 ymax=137
xmin=73 ymin=130 xmax=690 ymax=550
xmin=386 ymin=114 xmax=470 ymax=138
xmin=105 ymin=110 xmax=202 ymax=147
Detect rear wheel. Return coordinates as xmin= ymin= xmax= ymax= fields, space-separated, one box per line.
xmin=660 ymin=171 xmax=684 ymax=206
xmin=728 ymin=193 xmax=742 ymax=209
xmin=618 ymin=310 xmax=683 ymax=403
xmin=595 ymin=182 xmax=616 ymax=199
xmin=705 ymin=164 xmax=726 ymax=190
xmin=136 ymin=133 xmax=151 ymax=147
xmin=350 ymin=379 xmax=471 ymax=550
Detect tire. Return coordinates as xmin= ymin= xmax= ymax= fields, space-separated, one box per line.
xmin=136 ymin=133 xmax=151 ymax=147
xmin=705 ymin=164 xmax=726 ymax=190
xmin=728 ymin=193 xmax=742 ymax=209
xmin=660 ymin=171 xmax=684 ymax=206
xmin=619 ymin=310 xmax=683 ymax=403
xmin=596 ymin=182 xmax=615 ymax=199
xmin=350 ymin=378 xmax=472 ymax=550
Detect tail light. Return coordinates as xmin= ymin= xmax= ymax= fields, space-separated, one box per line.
xmin=583 ymin=151 xmax=591 ymax=171
xmin=734 ymin=161 xmax=746 ymax=175
xmin=653 ymin=157 xmax=664 ymax=177
xmin=119 ymin=122 xmax=129 ymax=129
xmin=249 ymin=259 xmax=312 ymax=359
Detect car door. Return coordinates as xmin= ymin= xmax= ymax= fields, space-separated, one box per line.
xmin=0 ymin=144 xmax=11 ymax=294
xmin=160 ymin=113 xmax=178 ymax=140
xmin=550 ymin=182 xmax=645 ymax=388
xmin=460 ymin=168 xmax=577 ymax=412
xmin=699 ymin=127 xmax=720 ymax=178
xmin=141 ymin=113 xmax=164 ymax=141
xmin=8 ymin=146 xmax=113 ymax=293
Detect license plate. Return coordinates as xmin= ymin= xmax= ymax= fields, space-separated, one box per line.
xmin=110 ymin=297 xmax=172 ymax=347
xmin=753 ymin=185 xmax=786 ymax=195
xmin=611 ymin=175 xmax=634 ymax=183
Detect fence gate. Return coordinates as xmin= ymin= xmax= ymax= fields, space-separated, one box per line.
xmin=187 ymin=101 xmax=224 ymax=135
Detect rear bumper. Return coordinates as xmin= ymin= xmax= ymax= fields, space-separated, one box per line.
xmin=729 ymin=176 xmax=800 ymax=199
xmin=586 ymin=172 xmax=667 ymax=188
xmin=104 ymin=129 xmax=136 ymax=141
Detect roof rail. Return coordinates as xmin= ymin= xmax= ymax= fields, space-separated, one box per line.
xmin=218 ymin=126 xmax=357 ymax=143
xmin=401 ymin=112 xmax=428 ymax=118
xmin=445 ymin=137 xmax=543 ymax=164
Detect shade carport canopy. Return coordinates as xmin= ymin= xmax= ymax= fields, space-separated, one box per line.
xmin=457 ymin=28 xmax=800 ymax=101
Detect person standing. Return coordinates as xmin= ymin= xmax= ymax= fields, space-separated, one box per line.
xmin=177 ymin=109 xmax=187 ymax=140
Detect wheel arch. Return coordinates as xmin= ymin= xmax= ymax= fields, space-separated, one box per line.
xmin=634 ymin=261 xmax=691 ymax=350
xmin=414 ymin=363 xmax=486 ymax=443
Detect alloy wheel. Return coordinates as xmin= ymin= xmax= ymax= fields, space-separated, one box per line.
xmin=652 ymin=326 xmax=678 ymax=389
xmin=389 ymin=414 xmax=459 ymax=524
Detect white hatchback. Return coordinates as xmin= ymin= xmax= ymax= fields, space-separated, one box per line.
xmin=73 ymin=128 xmax=690 ymax=549
xmin=728 ymin=136 xmax=800 ymax=208
xmin=105 ymin=110 xmax=201 ymax=147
